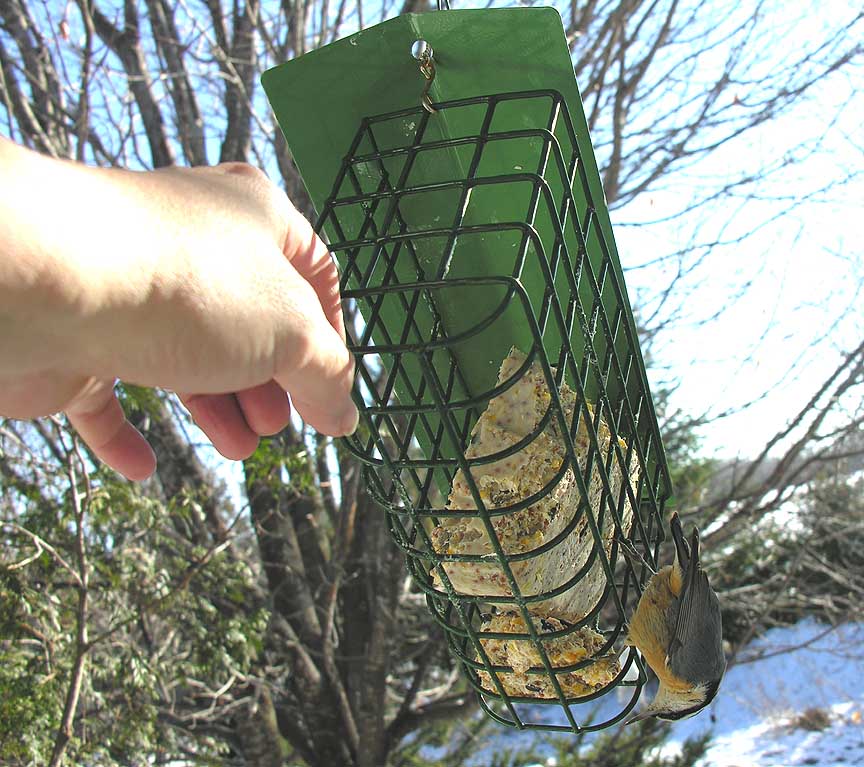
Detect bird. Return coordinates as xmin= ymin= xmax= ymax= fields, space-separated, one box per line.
xmin=622 ymin=511 xmax=726 ymax=724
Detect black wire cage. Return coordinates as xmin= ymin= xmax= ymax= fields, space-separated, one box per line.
xmin=315 ymin=88 xmax=672 ymax=731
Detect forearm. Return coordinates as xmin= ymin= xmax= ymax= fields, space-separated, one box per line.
xmin=0 ymin=137 xmax=155 ymax=377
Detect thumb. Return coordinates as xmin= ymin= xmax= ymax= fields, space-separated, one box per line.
xmin=276 ymin=201 xmax=357 ymax=435
xmin=274 ymin=280 xmax=358 ymax=436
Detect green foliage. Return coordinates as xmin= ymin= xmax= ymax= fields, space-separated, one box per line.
xmin=389 ymin=715 xmax=711 ymax=767
xmin=117 ymin=383 xmax=165 ymax=418
xmin=245 ymin=435 xmax=317 ymax=495
xmin=650 ymin=384 xmax=717 ymax=514
xmin=0 ymin=652 xmax=64 ymax=764
xmin=0 ymin=567 xmax=25 ymax=636
xmin=0 ymin=459 xmax=266 ymax=766
xmin=710 ymin=472 xmax=864 ymax=647
xmin=509 ymin=719 xmax=711 ymax=767
xmin=244 ymin=437 xmax=288 ymax=487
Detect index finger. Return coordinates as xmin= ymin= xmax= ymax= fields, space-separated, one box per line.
xmin=66 ymin=379 xmax=157 ymax=481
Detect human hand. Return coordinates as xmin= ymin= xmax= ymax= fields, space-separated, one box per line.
xmin=0 ymin=139 xmax=357 ymax=481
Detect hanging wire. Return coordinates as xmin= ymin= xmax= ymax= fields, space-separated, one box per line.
xmin=411 ymin=40 xmax=437 ymax=113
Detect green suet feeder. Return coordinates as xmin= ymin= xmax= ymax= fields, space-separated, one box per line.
xmin=263 ymin=3 xmax=672 ymax=732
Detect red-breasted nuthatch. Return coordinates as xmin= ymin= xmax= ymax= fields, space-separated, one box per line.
xmin=623 ymin=512 xmax=725 ymax=723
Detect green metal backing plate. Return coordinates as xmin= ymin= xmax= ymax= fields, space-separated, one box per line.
xmin=262 ymin=8 xmax=666 ymax=488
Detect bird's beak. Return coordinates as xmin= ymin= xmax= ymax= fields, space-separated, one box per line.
xmin=624 ymin=710 xmax=652 ymax=725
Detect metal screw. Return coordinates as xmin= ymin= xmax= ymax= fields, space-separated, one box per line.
xmin=411 ymin=39 xmax=433 ymax=61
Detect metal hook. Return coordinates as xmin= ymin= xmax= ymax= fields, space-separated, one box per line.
xmin=411 ymin=39 xmax=437 ymax=114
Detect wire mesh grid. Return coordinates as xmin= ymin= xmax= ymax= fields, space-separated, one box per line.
xmin=315 ymin=90 xmax=672 ymax=731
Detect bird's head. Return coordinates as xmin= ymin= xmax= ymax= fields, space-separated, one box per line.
xmin=625 ymin=676 xmax=722 ymax=724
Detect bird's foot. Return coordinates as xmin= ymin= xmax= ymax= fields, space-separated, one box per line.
xmin=617 ymin=537 xmax=656 ymax=574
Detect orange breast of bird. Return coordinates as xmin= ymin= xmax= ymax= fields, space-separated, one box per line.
xmin=626 ymin=565 xmax=691 ymax=691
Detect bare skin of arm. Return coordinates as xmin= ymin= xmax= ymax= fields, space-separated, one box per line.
xmin=0 ymin=136 xmax=357 ymax=481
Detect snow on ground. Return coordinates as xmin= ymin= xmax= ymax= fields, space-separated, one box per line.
xmin=662 ymin=620 xmax=864 ymax=767
xmin=473 ymin=621 xmax=864 ymax=766
xmin=674 ymin=702 xmax=863 ymax=767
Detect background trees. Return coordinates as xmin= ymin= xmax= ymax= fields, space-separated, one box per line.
xmin=1 ymin=1 xmax=862 ymax=765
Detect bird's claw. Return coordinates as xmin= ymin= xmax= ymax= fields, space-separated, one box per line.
xmin=616 ymin=537 xmax=656 ymax=574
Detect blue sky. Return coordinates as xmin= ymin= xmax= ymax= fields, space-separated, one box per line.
xmin=241 ymin=0 xmax=863 ymax=474
xmin=606 ymin=0 xmax=864 ymax=458
xmin=18 ymin=0 xmax=857 ymax=466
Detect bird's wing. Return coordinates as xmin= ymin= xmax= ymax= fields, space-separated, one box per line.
xmin=667 ymin=566 xmax=725 ymax=683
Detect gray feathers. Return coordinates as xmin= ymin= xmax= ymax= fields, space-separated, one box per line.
xmin=668 ymin=561 xmax=726 ymax=685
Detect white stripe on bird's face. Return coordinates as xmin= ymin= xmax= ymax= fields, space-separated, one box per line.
xmin=626 ymin=680 xmax=710 ymax=724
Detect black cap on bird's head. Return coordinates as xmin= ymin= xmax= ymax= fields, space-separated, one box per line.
xmin=625 ymin=676 xmax=722 ymax=725
xmin=652 ymin=676 xmax=724 ymax=722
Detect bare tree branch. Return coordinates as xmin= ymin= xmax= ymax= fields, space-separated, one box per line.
xmin=89 ymin=1 xmax=174 ymax=167
xmin=48 ymin=442 xmax=91 ymax=767
xmin=144 ymin=0 xmax=207 ymax=165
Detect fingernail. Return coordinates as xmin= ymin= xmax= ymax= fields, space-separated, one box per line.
xmin=339 ymin=402 xmax=360 ymax=436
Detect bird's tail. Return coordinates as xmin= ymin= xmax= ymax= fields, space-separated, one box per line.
xmin=670 ymin=512 xmax=698 ymax=570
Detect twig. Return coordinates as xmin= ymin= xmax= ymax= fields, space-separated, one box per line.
xmin=735 ymin=623 xmax=843 ymax=666
xmin=4 ymin=523 xmax=83 ymax=587
xmin=86 ymin=536 xmax=233 ymax=650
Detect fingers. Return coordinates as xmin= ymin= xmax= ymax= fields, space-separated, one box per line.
xmin=235 ymin=381 xmax=292 ymax=435
xmin=181 ymin=393 xmax=260 ymax=461
xmin=273 ymin=276 xmax=358 ymax=436
xmin=192 ymin=165 xmax=358 ymax=436
xmin=284 ymin=204 xmax=347 ymax=343
xmin=66 ymin=381 xmax=157 ymax=481
xmin=204 ymin=163 xmax=357 ymax=434
xmin=181 ymin=382 xmax=292 ymax=461
xmin=68 ymin=381 xmax=293 ymax=482
xmin=278 ymin=209 xmax=357 ymax=436
xmin=288 ymin=385 xmax=359 ymax=439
